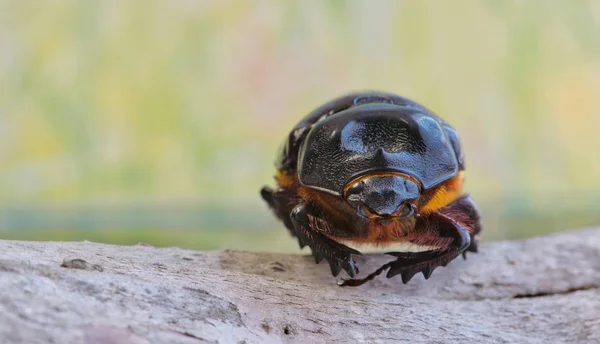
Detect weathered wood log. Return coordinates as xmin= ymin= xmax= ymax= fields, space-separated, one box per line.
xmin=1 ymin=228 xmax=599 ymax=344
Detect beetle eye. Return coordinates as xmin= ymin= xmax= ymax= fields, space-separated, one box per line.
xmin=346 ymin=181 xmax=364 ymax=202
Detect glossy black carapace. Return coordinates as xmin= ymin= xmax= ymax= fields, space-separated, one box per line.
xmin=261 ymin=92 xmax=481 ymax=286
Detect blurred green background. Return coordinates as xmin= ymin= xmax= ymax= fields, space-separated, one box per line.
xmin=1 ymin=1 xmax=600 ymax=252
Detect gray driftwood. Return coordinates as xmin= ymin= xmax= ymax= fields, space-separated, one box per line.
xmin=1 ymin=228 xmax=599 ymax=344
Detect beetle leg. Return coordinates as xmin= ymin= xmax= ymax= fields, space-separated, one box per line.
xmin=386 ymin=212 xmax=471 ymax=280
xmin=262 ymin=186 xmax=361 ymax=276
xmin=442 ymin=194 xmax=482 ymax=256
xmin=340 ymin=208 xmax=473 ymax=287
xmin=261 ymin=186 xmax=307 ymax=249
xmin=290 ymin=203 xmax=361 ymax=278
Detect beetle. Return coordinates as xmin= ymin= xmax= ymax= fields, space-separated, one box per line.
xmin=261 ymin=91 xmax=482 ymax=286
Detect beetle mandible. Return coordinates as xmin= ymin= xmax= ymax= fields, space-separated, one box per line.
xmin=261 ymin=91 xmax=482 ymax=286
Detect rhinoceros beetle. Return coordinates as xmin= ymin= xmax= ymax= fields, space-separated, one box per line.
xmin=261 ymin=92 xmax=482 ymax=286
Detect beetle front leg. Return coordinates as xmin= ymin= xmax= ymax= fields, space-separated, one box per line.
xmin=290 ymin=203 xmax=361 ymax=277
xmin=261 ymin=186 xmax=314 ymax=254
xmin=385 ymin=212 xmax=471 ymax=281
xmin=443 ymin=194 xmax=482 ymax=255
xmin=262 ymin=186 xmax=361 ymax=277
xmin=261 ymin=186 xmax=306 ymax=248
xmin=340 ymin=209 xmax=472 ymax=287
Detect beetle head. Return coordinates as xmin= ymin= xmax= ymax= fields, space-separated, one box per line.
xmin=344 ymin=173 xmax=420 ymax=219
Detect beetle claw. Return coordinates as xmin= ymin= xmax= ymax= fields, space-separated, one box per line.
xmin=467 ymin=237 xmax=478 ymax=253
xmin=341 ymin=258 xmax=358 ymax=278
xmin=385 ymin=264 xmax=402 ymax=278
xmin=422 ymin=266 xmax=434 ymax=279
xmin=297 ymin=238 xmax=307 ymax=249
xmin=329 ymin=261 xmax=342 ymax=277
xmin=328 ymin=255 xmax=359 ymax=278
xmin=400 ymin=268 xmax=419 ymax=284
xmin=339 ymin=261 xmax=395 ymax=287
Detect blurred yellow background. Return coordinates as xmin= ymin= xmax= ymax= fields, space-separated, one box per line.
xmin=1 ymin=1 xmax=600 ymax=251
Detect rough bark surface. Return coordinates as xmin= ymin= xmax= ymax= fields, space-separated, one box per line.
xmin=1 ymin=228 xmax=599 ymax=344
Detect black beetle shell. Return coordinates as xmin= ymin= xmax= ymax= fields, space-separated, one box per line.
xmin=276 ymin=92 xmax=463 ymax=196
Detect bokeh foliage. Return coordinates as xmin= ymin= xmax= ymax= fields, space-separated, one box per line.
xmin=1 ymin=1 xmax=599 ymax=250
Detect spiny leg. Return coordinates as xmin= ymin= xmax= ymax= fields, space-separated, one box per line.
xmin=262 ymin=186 xmax=361 ymax=277
xmin=261 ymin=186 xmax=308 ymax=249
xmin=443 ymin=194 xmax=482 ymax=256
xmin=386 ymin=212 xmax=470 ymax=281
xmin=290 ymin=203 xmax=361 ymax=277
xmin=340 ymin=205 xmax=474 ymax=287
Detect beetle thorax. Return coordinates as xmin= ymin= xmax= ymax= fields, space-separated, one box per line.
xmin=297 ymin=103 xmax=459 ymax=196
